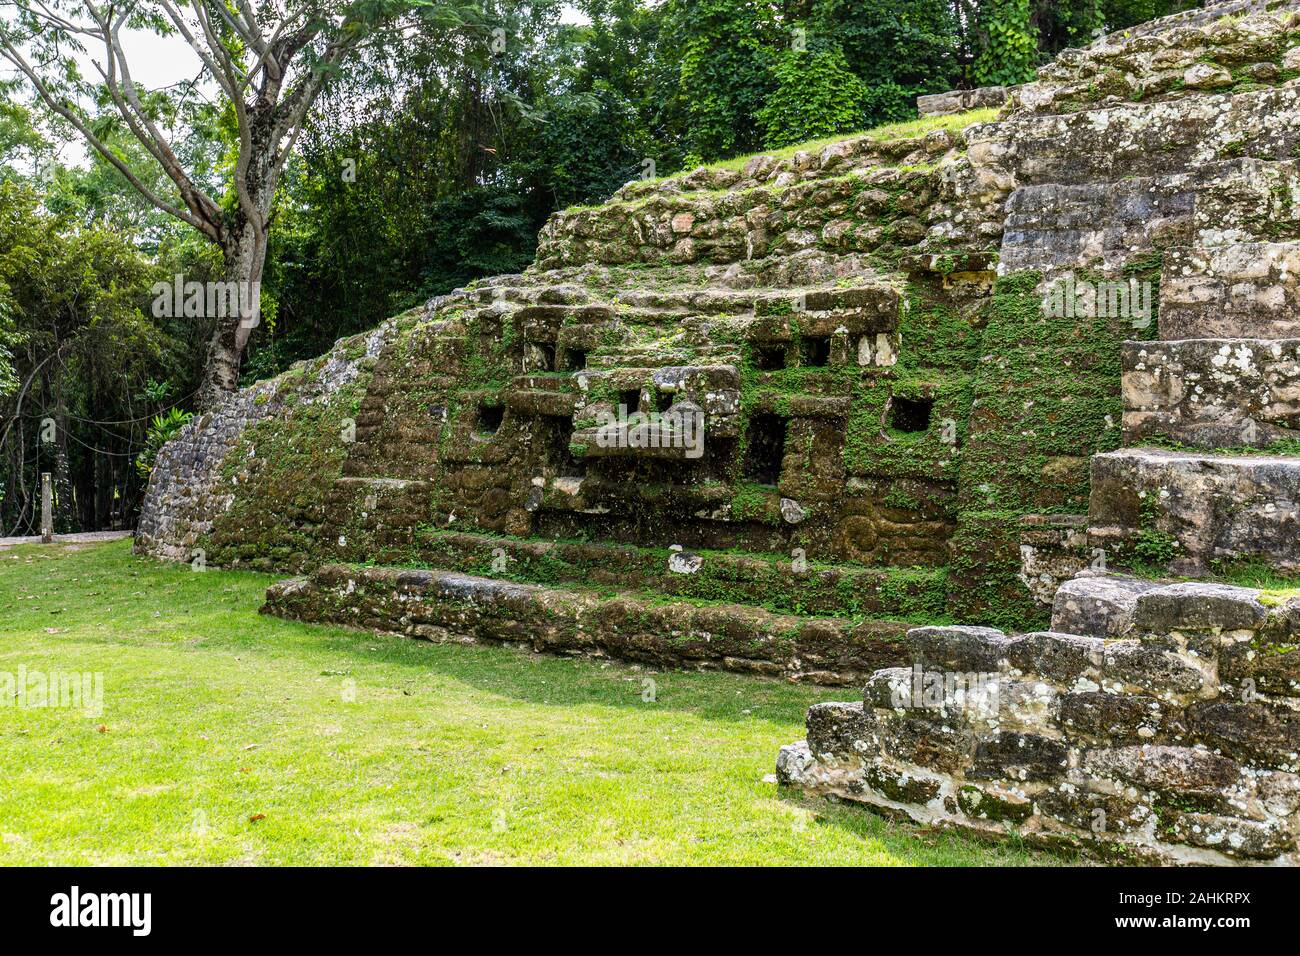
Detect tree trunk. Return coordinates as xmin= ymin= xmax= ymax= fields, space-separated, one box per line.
xmin=196 ymin=219 xmax=269 ymax=410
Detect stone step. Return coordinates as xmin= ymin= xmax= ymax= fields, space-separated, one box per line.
xmin=1000 ymin=176 xmax=1193 ymax=276
xmin=473 ymin=281 xmax=902 ymax=323
xmin=1122 ymin=337 xmax=1300 ymax=447
xmin=1050 ymin=572 xmax=1163 ymax=638
xmin=1186 ymin=160 xmax=1300 ymax=247
xmin=535 ymin=162 xmax=941 ymax=270
xmin=998 ymin=161 xmax=1300 ymax=278
xmin=1051 ymin=571 xmax=1290 ymax=639
xmin=1160 ymin=243 xmax=1300 ymax=339
xmin=1089 ymin=447 xmax=1300 ymax=574
xmin=1012 ymin=6 xmax=1300 ymax=118
xmin=400 ymin=528 xmax=948 ymax=621
xmin=260 ymin=563 xmax=914 ymax=685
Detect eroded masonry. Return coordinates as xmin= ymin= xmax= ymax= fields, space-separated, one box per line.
xmin=140 ymin=0 xmax=1300 ymax=863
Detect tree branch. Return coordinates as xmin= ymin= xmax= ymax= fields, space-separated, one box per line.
xmin=0 ymin=34 xmax=219 ymax=241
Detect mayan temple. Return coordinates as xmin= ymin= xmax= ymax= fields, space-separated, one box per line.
xmin=137 ymin=0 xmax=1300 ymax=865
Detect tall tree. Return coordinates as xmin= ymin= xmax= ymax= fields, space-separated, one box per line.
xmin=0 ymin=0 xmax=467 ymax=408
xmin=662 ymin=0 xmax=781 ymax=164
xmin=813 ymin=0 xmax=958 ymax=126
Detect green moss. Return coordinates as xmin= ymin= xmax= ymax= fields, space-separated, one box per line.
xmin=1132 ymin=496 xmax=1180 ymax=567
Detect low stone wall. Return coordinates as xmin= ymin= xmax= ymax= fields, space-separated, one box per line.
xmin=261 ymin=564 xmax=911 ymax=684
xmin=917 ymin=85 xmax=1012 ymax=117
xmin=777 ymin=576 xmax=1300 ymax=864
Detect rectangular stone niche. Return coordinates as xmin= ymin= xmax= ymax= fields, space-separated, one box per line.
xmin=889 ymin=396 xmax=934 ymax=434
xmin=743 ymin=413 xmax=787 ymax=486
xmin=476 ymin=403 xmax=504 ymax=437
xmin=800 ymin=337 xmax=831 ymax=367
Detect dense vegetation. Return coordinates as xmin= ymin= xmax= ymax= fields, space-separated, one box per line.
xmin=0 ymin=0 xmax=1201 ymax=533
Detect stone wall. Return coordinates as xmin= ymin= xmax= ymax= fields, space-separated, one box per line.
xmin=262 ymin=563 xmax=909 ymax=685
xmin=778 ymin=575 xmax=1300 ymax=864
xmin=135 ymin=322 xmax=394 ymax=565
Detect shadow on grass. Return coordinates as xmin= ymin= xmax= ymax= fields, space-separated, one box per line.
xmin=781 ymin=788 xmax=1085 ymax=868
xmin=2 ymin=538 xmax=847 ymax=728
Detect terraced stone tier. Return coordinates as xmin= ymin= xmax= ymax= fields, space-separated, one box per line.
xmin=1161 ymin=244 xmax=1300 ymax=339
xmin=535 ymin=162 xmax=946 ymax=271
xmin=1090 ymin=448 xmax=1300 ymax=574
xmin=260 ymin=564 xmax=910 ymax=685
xmin=1123 ymin=338 xmax=1300 ymax=447
xmin=383 ymin=530 xmax=947 ymax=620
xmin=999 ymin=162 xmax=1300 ymax=278
xmin=778 ymin=580 xmax=1300 ymax=864
xmin=1014 ymin=4 xmax=1300 ymax=117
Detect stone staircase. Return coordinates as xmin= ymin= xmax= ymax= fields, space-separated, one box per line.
xmin=1091 ymin=211 xmax=1300 ymax=577
xmin=778 ymin=575 xmax=1300 ymax=863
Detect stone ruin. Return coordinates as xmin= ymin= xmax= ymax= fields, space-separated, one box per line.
xmin=137 ymin=1 xmax=1300 ymax=863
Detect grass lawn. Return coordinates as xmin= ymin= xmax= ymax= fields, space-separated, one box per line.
xmin=0 ymin=539 xmax=1063 ymax=866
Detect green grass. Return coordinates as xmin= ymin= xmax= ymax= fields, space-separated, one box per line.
xmin=697 ymin=107 xmax=1002 ymax=174
xmin=0 ymin=539 xmax=1060 ymax=866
